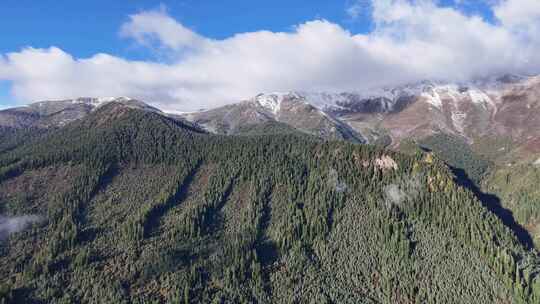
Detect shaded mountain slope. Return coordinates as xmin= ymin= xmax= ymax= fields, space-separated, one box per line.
xmin=484 ymin=164 xmax=540 ymax=248
xmin=182 ymin=93 xmax=365 ymax=143
xmin=0 ymin=97 xmax=161 ymax=129
xmin=0 ymin=103 xmax=540 ymax=303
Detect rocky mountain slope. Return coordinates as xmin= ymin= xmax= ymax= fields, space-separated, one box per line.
xmin=0 ymin=97 xmax=160 ymax=129
xmin=1 ymin=102 xmax=540 ymax=303
xmin=177 ymin=75 xmax=540 ymax=164
xmin=356 ymin=75 xmax=540 ymax=158
xmin=181 ymin=92 xmax=365 ymax=142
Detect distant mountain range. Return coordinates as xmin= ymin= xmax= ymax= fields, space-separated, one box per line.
xmin=180 ymin=74 xmax=540 ymax=164
xmin=0 ymin=75 xmax=540 ymax=148
xmin=5 ymin=74 xmax=537 ymax=162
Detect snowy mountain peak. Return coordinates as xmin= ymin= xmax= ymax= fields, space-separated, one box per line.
xmin=254 ymin=92 xmax=303 ymax=114
xmin=29 ymin=96 xmax=137 ymax=110
xmin=95 ymin=96 xmax=133 ymax=105
xmin=255 ymin=93 xmax=283 ymax=114
xmin=417 ymin=83 xmax=497 ymax=111
xmin=28 ymin=96 xmax=159 ymax=118
xmin=70 ymin=96 xmax=135 ymax=108
xmin=245 ymin=77 xmax=520 ymax=118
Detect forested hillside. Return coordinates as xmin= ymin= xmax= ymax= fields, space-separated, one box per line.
xmin=1 ymin=103 xmax=540 ymax=303
xmin=485 ymin=165 xmax=540 ymax=248
xmin=412 ymin=133 xmax=540 ymax=250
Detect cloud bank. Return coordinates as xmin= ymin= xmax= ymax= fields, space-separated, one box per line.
xmin=1 ymin=0 xmax=539 ymax=111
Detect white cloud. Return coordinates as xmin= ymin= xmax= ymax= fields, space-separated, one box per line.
xmin=347 ymin=5 xmax=362 ymax=19
xmin=494 ymin=0 xmax=540 ymax=28
xmin=346 ymin=0 xmax=371 ymax=19
xmin=0 ymin=1 xmax=540 ymax=111
xmin=120 ymin=7 xmax=211 ymax=52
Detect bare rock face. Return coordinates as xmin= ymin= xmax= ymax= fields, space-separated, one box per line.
xmin=181 ymin=92 xmax=366 ymax=142
xmin=374 ymin=155 xmax=398 ymax=171
xmin=301 ymin=76 xmax=540 ymax=161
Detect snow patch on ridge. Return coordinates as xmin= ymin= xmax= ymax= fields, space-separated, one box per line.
xmin=63 ymin=96 xmax=134 ymax=108
xmin=468 ymin=89 xmax=494 ymax=109
xmin=525 ymin=75 xmax=540 ymax=87
xmin=255 ymin=93 xmax=285 ymax=115
xmin=451 ymin=111 xmax=467 ymax=134
xmin=92 ymin=96 xmax=132 ymax=107
xmin=300 ymin=92 xmax=349 ymax=110
xmin=301 ymin=83 xmax=426 ymax=113
xmin=255 ymin=92 xmax=305 ymax=115
xmin=422 ymin=89 xmax=443 ymax=109
xmin=277 ymin=80 xmax=501 ymax=115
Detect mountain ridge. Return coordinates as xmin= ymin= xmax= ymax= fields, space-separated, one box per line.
xmin=3 ymin=74 xmax=540 ymax=163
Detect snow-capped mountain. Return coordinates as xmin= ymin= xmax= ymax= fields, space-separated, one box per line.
xmin=180 ymin=74 xmax=540 ymax=160
xmin=297 ymin=78 xmax=513 ymax=116
xmin=298 ymin=83 xmax=425 ymax=114
xmin=0 ymin=97 xmax=161 ymax=129
xmin=2 ymin=74 xmax=539 ymax=162
xmin=181 ymin=92 xmax=365 ymax=142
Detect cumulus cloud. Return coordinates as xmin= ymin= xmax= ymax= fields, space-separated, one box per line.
xmin=0 ymin=214 xmax=42 ymax=240
xmin=494 ymin=0 xmax=540 ymax=28
xmin=0 ymin=0 xmax=540 ymax=111
xmin=120 ymin=7 xmax=211 ymax=52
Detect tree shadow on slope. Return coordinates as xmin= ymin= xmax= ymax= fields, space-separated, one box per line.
xmin=143 ymin=162 xmax=203 ymax=238
xmin=79 ymin=163 xmax=120 ymax=244
xmin=450 ymin=167 xmax=534 ymax=250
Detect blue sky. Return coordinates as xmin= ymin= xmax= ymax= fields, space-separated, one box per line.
xmin=0 ymin=1 xmax=372 ymax=61
xmin=0 ymin=0 xmax=539 ymax=111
